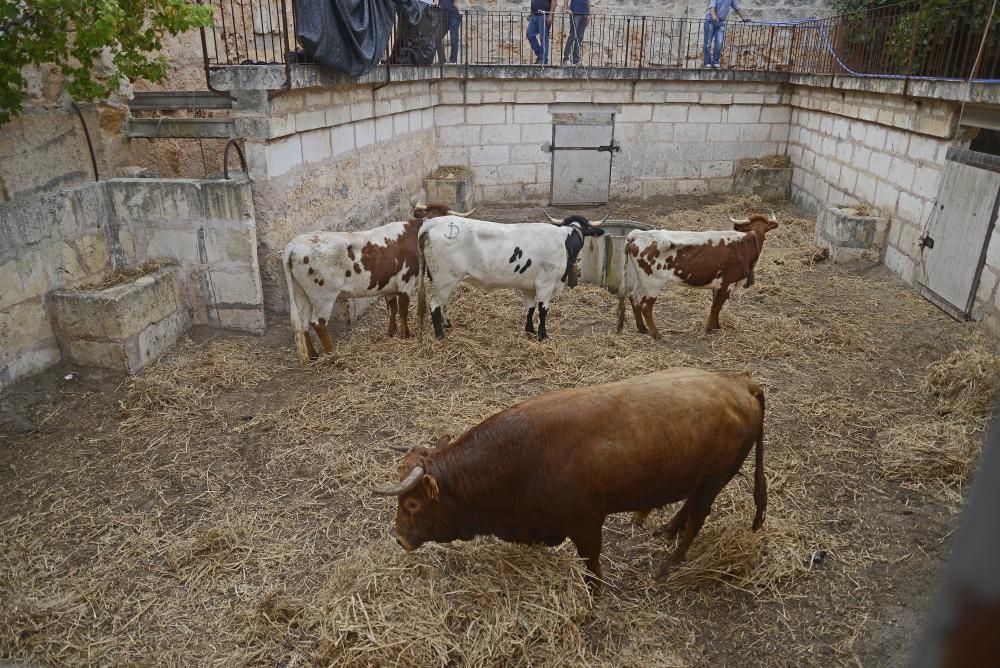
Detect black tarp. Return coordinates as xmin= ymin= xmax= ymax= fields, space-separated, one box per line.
xmin=295 ymin=0 xmax=427 ymax=77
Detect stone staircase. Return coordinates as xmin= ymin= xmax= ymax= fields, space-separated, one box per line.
xmin=125 ymin=91 xmax=237 ymax=139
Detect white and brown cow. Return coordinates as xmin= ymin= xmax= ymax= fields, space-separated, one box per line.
xmin=283 ymin=203 xmax=471 ymax=365
xmin=417 ymin=212 xmax=607 ymax=340
xmin=617 ymin=212 xmax=779 ymax=338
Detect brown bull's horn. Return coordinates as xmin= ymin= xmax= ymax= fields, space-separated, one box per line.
xmin=729 ymin=214 xmax=751 ymax=224
xmin=448 ymin=207 xmax=476 ymax=217
xmin=387 ymin=445 xmax=411 ymax=453
xmin=413 ymin=202 xmax=426 ymax=211
xmin=768 ymin=210 xmax=778 ymax=223
xmin=541 ymin=209 xmax=562 ymax=224
xmin=372 ymin=466 xmax=425 ymax=496
xmin=591 ymin=214 xmax=610 ymax=227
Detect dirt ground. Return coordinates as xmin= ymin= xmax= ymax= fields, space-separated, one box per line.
xmin=1 ymin=195 xmax=996 ymax=666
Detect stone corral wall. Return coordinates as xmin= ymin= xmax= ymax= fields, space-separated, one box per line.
xmin=0 ymin=184 xmax=112 ymax=388
xmin=786 ymin=84 xmax=955 ymax=284
xmin=434 ymin=77 xmax=789 ymax=202
xmin=0 ymin=178 xmax=263 ymax=391
xmin=243 ymin=82 xmax=438 ymax=310
xmin=109 ymin=179 xmax=266 ymax=333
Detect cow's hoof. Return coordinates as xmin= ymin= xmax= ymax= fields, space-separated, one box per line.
xmin=656 ymin=562 xmax=677 ymax=580
xmin=637 ymin=327 xmax=649 ymax=335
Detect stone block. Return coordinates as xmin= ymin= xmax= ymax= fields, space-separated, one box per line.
xmin=439 ymin=125 xmax=480 ymax=146
xmin=495 ymin=164 xmax=536 ymax=185
xmin=865 ymin=125 xmax=887 ymax=150
xmin=694 ymin=106 xmax=723 ymax=123
xmin=332 ymin=124 xmax=355 ymax=156
xmin=700 ymin=92 xmax=733 ymax=105
xmin=912 ymin=165 xmax=941 ymax=196
xmin=511 ymin=143 xmax=545 ymax=165
xmin=884 ymin=244 xmax=916 ymax=283
xmin=674 ymin=123 xmax=707 ymax=143
xmin=145 ymin=229 xmax=203 ymax=264
xmin=869 ymin=151 xmax=892 ymax=176
xmin=434 ymin=105 xmax=464 ymax=126
xmin=355 ymin=119 xmax=375 ymax=148
xmin=652 ymin=105 xmax=688 ymax=122
xmin=874 ymin=180 xmax=900 ymax=213
xmin=50 ymin=266 xmax=183 ymax=340
xmin=295 ymin=109 xmax=327 ymax=132
xmin=760 ymin=106 xmax=791 ymax=124
xmin=469 ymin=145 xmax=509 ymax=166
xmin=728 ymin=105 xmax=760 ymax=124
xmin=301 ymin=128 xmax=332 ymax=164
xmin=732 ymin=164 xmax=792 ymax=198
xmin=520 ymin=124 xmax=552 ymax=142
xmin=375 ymin=116 xmax=394 ymax=142
xmin=325 ymin=105 xmax=351 ymax=127
xmin=815 ymin=204 xmax=890 ymax=262
xmin=425 ymin=169 xmax=474 ymax=211
xmin=466 ymin=105 xmax=507 ymax=125
xmin=50 ymin=265 xmax=190 ymax=374
xmin=266 ymin=135 xmax=303 ymax=177
xmin=515 ymin=90 xmax=556 ymax=103
xmin=393 ymin=114 xmax=410 ymax=136
xmin=513 ymin=105 xmax=550 ymax=124
xmin=855 ymin=173 xmax=878 ymax=204
xmin=738 ymin=124 xmax=770 ymax=142
xmin=620 ymin=104 xmax=652 ymax=122
xmin=482 ymin=124 xmax=521 ymax=144
xmin=732 ymin=93 xmax=765 ymax=104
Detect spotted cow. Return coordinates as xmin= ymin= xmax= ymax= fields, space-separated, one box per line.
xmin=417 ymin=211 xmax=607 ymax=340
xmin=283 ymin=203 xmax=472 ymax=364
xmin=617 ymin=213 xmax=779 ymax=338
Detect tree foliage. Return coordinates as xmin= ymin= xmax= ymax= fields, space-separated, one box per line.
xmin=0 ymin=0 xmax=213 ymax=124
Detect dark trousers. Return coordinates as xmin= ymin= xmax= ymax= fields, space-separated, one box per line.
xmin=436 ymin=10 xmax=461 ymax=63
xmin=562 ymin=13 xmax=588 ymax=64
xmin=526 ymin=14 xmax=551 ymax=63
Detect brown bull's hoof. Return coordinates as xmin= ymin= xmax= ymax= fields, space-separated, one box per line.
xmin=657 ymin=560 xmax=678 ymax=580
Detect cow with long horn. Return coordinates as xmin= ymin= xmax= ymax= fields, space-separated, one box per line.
xmin=416 ymin=211 xmax=607 ymax=340
xmin=284 ymin=203 xmax=474 ymax=365
xmin=616 ymin=212 xmax=779 ymax=338
xmin=374 ymin=368 xmax=768 ymax=589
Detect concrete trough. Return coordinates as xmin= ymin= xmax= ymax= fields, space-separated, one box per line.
xmin=50 ymin=265 xmax=190 ymax=374
xmin=732 ymin=160 xmax=792 ymax=199
xmin=815 ymin=204 xmax=890 ymax=262
xmin=576 ymin=220 xmax=654 ymax=294
xmin=425 ymin=166 xmax=474 ymax=212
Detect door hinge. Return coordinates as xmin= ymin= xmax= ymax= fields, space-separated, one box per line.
xmin=919 ymin=235 xmax=935 ymax=249
xmin=597 ymin=140 xmax=620 ymax=153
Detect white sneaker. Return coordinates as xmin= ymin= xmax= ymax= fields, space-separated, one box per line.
xmin=704 ymin=64 xmax=713 ymax=69
xmin=713 ymin=64 xmax=721 ymax=69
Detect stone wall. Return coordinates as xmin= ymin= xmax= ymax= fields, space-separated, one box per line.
xmin=241 ymin=82 xmax=439 ymax=311
xmin=433 ymin=76 xmax=789 ymax=202
xmin=786 ymin=83 xmax=956 ymax=284
xmin=0 ymin=178 xmax=263 ymax=391
xmin=786 ymin=79 xmax=1000 ymax=331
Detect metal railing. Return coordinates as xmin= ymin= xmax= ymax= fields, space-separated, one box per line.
xmin=200 ymin=0 xmax=999 ymax=81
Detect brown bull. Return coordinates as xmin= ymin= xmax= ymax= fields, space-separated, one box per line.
xmin=375 ymin=368 xmax=767 ymax=586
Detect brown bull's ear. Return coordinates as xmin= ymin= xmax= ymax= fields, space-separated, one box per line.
xmin=434 ymin=435 xmax=451 ymax=449
xmin=423 ymin=474 xmax=440 ymax=500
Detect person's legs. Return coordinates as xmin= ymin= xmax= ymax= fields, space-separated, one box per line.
xmin=713 ymin=22 xmax=726 ymax=66
xmin=573 ymin=15 xmax=588 ymax=63
xmin=562 ymin=15 xmax=577 ymax=63
xmin=703 ymin=17 xmax=714 ymax=67
xmin=541 ymin=16 xmax=551 ymax=64
xmin=448 ymin=12 xmax=461 ymax=63
xmin=527 ymin=15 xmax=543 ymax=62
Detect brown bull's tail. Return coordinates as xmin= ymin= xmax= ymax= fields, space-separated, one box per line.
xmin=417 ymin=232 xmax=429 ymax=340
xmin=751 ymin=388 xmax=767 ymax=531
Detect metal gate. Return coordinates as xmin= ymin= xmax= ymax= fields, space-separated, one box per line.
xmin=548 ymin=112 xmax=619 ymax=206
xmin=917 ymin=147 xmax=1000 ymax=319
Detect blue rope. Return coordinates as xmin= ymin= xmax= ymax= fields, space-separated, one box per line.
xmin=732 ymin=17 xmax=1000 ymax=82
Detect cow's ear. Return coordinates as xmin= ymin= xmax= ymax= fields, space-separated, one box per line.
xmin=422 ymin=474 xmax=440 ymax=500
xmin=587 ymin=227 xmax=606 ymax=237
xmin=434 ymin=435 xmax=451 ymax=449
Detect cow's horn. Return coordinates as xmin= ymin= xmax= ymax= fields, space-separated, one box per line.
xmin=729 ymin=214 xmax=751 ymax=224
xmin=387 ymin=445 xmax=411 ymax=453
xmin=372 ymin=466 xmax=425 ymax=496
xmin=448 ymin=207 xmax=476 ymax=217
xmin=413 ymin=202 xmax=426 ymax=210
xmin=541 ymin=209 xmax=562 ymax=224
xmin=591 ymin=214 xmax=610 ymax=227
xmin=768 ymin=210 xmax=778 ymax=223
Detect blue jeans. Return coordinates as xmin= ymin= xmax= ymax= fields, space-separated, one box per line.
xmin=527 ymin=14 xmax=551 ymax=63
xmin=704 ymin=17 xmax=725 ymax=66
xmin=562 ymin=14 xmax=588 ymax=64
xmin=437 ymin=11 xmax=461 ymax=63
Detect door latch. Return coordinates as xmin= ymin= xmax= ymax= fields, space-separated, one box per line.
xmin=596 ymin=140 xmax=621 ymax=153
xmin=918 ymin=235 xmax=935 ymax=249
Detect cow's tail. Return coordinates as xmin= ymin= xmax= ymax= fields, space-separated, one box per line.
xmin=284 ymin=247 xmax=311 ymax=367
xmin=616 ymin=235 xmax=631 ymax=334
xmin=417 ymin=231 xmax=429 ymax=341
xmin=751 ymin=386 xmax=767 ymax=532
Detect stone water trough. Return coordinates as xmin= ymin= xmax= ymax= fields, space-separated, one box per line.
xmin=815 ymin=204 xmax=890 ymax=262
xmin=575 ymin=220 xmax=654 ymax=294
xmin=424 ymin=165 xmax=474 ymax=212
xmin=50 ymin=264 xmax=190 ymax=374
xmin=732 ymin=156 xmax=792 ymax=198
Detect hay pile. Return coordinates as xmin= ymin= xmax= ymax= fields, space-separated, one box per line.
xmin=882 ymin=333 xmax=1000 ymax=497
xmin=0 ymin=195 xmax=990 ymax=666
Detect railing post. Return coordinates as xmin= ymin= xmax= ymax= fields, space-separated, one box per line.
xmin=638 ymin=16 xmax=647 ymax=72
xmin=624 ymin=17 xmax=632 ymax=67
